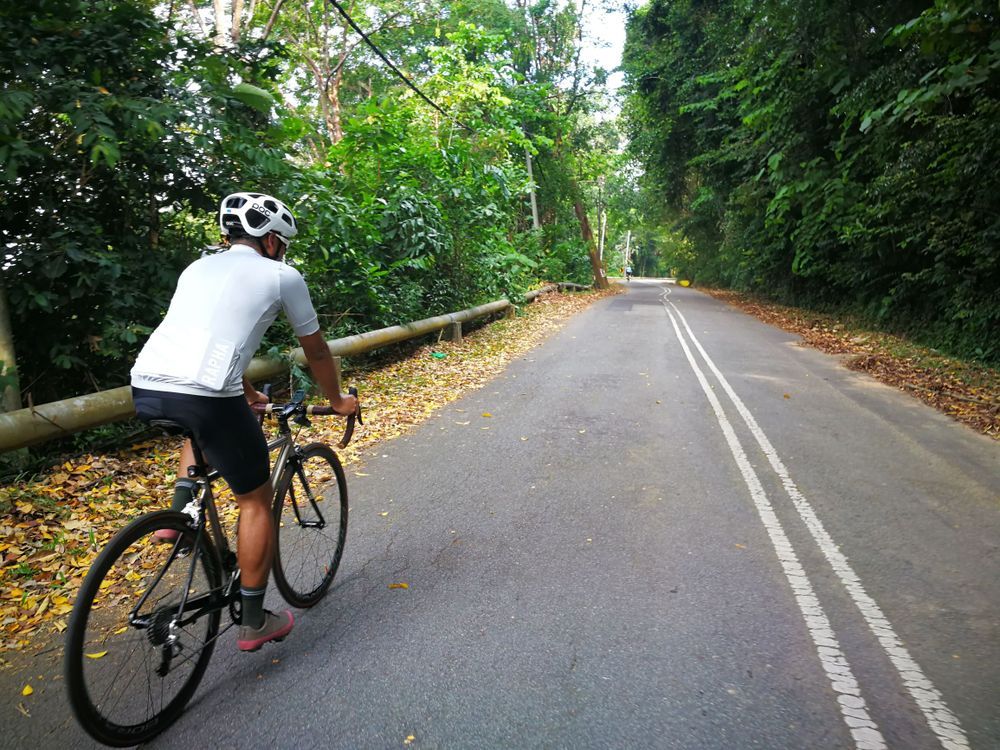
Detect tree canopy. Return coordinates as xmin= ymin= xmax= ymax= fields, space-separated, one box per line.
xmin=1 ymin=0 xmax=621 ymax=406
xmin=622 ymin=0 xmax=1000 ymax=364
xmin=5 ymin=0 xmax=995 ymax=415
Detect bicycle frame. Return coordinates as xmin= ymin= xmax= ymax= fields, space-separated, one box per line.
xmin=126 ymin=391 xmax=359 ymax=647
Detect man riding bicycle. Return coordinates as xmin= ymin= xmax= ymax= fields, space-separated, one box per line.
xmin=130 ymin=192 xmax=358 ymax=652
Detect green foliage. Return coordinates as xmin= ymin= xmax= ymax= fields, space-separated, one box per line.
xmin=623 ymin=0 xmax=1000 ymax=363
xmin=1 ymin=0 xmax=298 ymax=403
xmin=1 ymin=0 xmax=613 ymax=408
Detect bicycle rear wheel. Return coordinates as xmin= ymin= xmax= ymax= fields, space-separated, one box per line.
xmin=65 ymin=511 xmax=222 ymax=747
xmin=272 ymin=442 xmax=348 ymax=608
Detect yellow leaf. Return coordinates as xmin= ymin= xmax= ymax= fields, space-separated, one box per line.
xmin=379 ymin=512 xmax=389 ymax=517
xmin=113 ymin=626 xmax=128 ymax=635
xmin=85 ymin=651 xmax=107 ymax=659
xmin=388 ymin=583 xmax=409 ymax=590
xmin=21 ymin=684 xmax=32 ymax=697
xmin=481 ymin=412 xmax=492 ymax=418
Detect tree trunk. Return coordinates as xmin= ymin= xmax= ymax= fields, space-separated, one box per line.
xmin=574 ymin=200 xmax=609 ymax=289
xmin=213 ymin=0 xmax=227 ymax=47
xmin=329 ymin=62 xmax=345 ymax=144
xmin=327 ymin=21 xmax=352 ymax=144
xmin=0 ymin=277 xmax=20 ymax=413
xmin=230 ymin=0 xmax=244 ymax=43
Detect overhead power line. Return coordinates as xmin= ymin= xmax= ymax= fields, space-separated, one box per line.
xmin=324 ymin=0 xmax=474 ymax=133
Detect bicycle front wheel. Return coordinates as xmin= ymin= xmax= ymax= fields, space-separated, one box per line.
xmin=272 ymin=442 xmax=348 ymax=608
xmin=64 ymin=511 xmax=222 ymax=747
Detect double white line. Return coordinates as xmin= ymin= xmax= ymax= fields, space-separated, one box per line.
xmin=660 ymin=289 xmax=969 ymax=750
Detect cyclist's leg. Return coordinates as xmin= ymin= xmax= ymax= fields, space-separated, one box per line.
xmin=182 ymin=398 xmax=294 ymax=649
xmin=232 ymin=479 xmax=294 ymax=651
xmin=234 ymin=481 xmax=275 ymax=590
xmin=167 ymin=439 xmax=198 ymax=511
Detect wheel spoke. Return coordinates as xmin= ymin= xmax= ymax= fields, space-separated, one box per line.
xmin=65 ymin=512 xmax=223 ymax=745
xmin=272 ymin=445 xmax=347 ymax=607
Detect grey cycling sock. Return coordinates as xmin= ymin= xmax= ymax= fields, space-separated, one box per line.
xmin=171 ymin=479 xmax=197 ymax=512
xmin=241 ymin=586 xmax=267 ymax=629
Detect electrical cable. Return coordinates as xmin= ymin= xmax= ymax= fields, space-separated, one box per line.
xmin=324 ymin=0 xmax=474 ymax=133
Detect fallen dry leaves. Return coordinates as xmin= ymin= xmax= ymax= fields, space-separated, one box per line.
xmin=0 ymin=287 xmax=615 ymax=654
xmin=703 ymin=289 xmax=1000 ymax=439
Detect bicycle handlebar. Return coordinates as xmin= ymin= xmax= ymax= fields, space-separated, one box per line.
xmin=251 ymin=386 xmax=362 ymax=448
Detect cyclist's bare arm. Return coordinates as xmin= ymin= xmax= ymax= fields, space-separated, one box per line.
xmin=297 ymin=330 xmax=358 ymax=416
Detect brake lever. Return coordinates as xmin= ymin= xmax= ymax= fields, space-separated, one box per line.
xmin=337 ymin=386 xmax=361 ymax=449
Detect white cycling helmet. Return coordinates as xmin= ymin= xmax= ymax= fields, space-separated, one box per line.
xmin=219 ymin=192 xmax=298 ymax=244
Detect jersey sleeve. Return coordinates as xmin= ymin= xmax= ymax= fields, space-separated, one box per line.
xmin=278 ymin=266 xmax=320 ymax=337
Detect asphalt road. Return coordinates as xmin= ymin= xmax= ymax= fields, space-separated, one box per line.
xmin=4 ymin=281 xmax=999 ymax=749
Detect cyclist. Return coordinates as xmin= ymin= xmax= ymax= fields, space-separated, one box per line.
xmin=625 ymin=265 xmax=633 ymax=281
xmin=130 ymin=192 xmax=358 ymax=652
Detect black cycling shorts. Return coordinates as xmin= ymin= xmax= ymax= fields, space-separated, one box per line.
xmin=132 ymin=387 xmax=269 ymax=495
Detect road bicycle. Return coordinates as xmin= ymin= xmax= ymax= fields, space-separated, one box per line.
xmin=64 ymin=388 xmax=360 ymax=747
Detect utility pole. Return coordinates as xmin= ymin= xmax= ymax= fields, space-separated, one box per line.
xmin=624 ymin=230 xmax=632 ymax=270
xmin=597 ymin=175 xmax=606 ymax=261
xmin=525 ymin=150 xmax=541 ymax=231
xmin=598 ymin=210 xmax=607 ymax=261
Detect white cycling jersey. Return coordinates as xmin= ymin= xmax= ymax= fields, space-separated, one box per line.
xmin=131 ymin=244 xmax=320 ymax=397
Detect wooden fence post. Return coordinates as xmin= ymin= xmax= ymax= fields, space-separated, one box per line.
xmin=444 ymin=322 xmax=462 ymax=342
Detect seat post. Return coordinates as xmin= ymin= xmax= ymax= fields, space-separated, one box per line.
xmin=187 ymin=438 xmax=209 ymax=479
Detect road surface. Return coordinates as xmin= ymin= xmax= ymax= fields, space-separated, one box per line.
xmin=4 ymin=281 xmax=998 ymax=749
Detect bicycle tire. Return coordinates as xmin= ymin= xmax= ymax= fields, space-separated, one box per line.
xmin=272 ymin=442 xmax=348 ymax=608
xmin=65 ymin=511 xmax=222 ymax=747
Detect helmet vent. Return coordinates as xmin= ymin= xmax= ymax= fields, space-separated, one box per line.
xmin=245 ymin=209 xmax=268 ymax=229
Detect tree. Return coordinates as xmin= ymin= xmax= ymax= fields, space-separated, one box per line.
xmin=622 ymin=0 xmax=1000 ymax=363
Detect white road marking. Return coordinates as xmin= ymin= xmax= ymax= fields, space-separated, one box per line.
xmin=663 ymin=290 xmax=970 ymax=750
xmin=661 ymin=303 xmax=887 ymax=750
